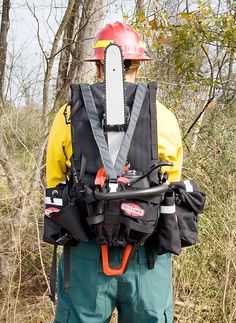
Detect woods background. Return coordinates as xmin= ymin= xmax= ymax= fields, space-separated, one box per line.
xmin=0 ymin=0 xmax=235 ymax=322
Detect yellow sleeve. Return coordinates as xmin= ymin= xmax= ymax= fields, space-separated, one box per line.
xmin=46 ymin=105 xmax=72 ymax=188
xmin=157 ymin=101 xmax=183 ymax=182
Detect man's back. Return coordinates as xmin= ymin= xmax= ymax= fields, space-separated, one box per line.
xmin=46 ymin=94 xmax=183 ymax=188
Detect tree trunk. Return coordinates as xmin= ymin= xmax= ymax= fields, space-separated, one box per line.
xmin=55 ymin=1 xmax=81 ymax=107
xmin=0 ymin=0 xmax=19 ymax=193
xmin=41 ymin=0 xmax=76 ymax=125
xmin=54 ymin=0 xmax=108 ymax=106
xmin=0 ymin=0 xmax=10 ymax=110
xmin=72 ymin=0 xmax=108 ymax=84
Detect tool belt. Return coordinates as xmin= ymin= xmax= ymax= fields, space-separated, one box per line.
xmin=43 ymin=177 xmax=205 ymax=300
xmin=43 ymin=178 xmax=205 ymax=251
xmin=83 ymin=166 xmax=168 ymax=275
xmin=84 ymin=176 xmax=166 ymax=247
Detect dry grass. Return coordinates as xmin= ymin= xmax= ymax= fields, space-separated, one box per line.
xmin=0 ymin=102 xmax=235 ymax=322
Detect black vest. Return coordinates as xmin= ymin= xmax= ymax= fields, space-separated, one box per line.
xmin=69 ymin=82 xmax=159 ymax=185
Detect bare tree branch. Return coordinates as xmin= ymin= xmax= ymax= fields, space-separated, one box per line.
xmin=55 ymin=1 xmax=81 ymax=103
xmin=41 ymin=0 xmax=76 ymax=125
xmin=183 ymin=96 xmax=215 ymax=141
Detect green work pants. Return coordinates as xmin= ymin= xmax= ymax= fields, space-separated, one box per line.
xmin=54 ymin=240 xmax=173 ymax=323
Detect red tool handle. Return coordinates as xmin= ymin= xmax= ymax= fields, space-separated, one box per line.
xmin=101 ymin=244 xmax=133 ymax=276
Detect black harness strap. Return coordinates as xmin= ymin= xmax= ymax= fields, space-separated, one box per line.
xmin=86 ymin=214 xmax=104 ymax=225
xmin=49 ymin=245 xmax=71 ymax=300
xmin=149 ymin=82 xmax=158 ymax=160
xmin=79 ymin=154 xmax=87 ymax=182
xmin=69 ymin=99 xmax=83 ymax=174
xmin=146 ymin=82 xmax=159 ymax=267
xmin=49 ymin=244 xmax=58 ymax=302
xmin=70 ymin=98 xmax=82 ymax=121
xmin=145 ymin=245 xmax=155 ymax=269
xmin=63 ymin=246 xmax=71 ymax=293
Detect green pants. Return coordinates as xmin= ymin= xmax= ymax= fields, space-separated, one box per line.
xmin=54 ymin=241 xmax=173 ymax=323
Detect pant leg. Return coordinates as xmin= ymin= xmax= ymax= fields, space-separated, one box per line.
xmin=117 ymin=247 xmax=174 ymax=323
xmin=54 ymin=240 xmax=117 ymax=323
xmin=54 ymin=242 xmax=174 ymax=323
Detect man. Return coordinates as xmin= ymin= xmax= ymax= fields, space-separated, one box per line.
xmin=46 ymin=21 xmax=183 ymax=323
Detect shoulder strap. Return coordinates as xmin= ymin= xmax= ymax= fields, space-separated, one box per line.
xmin=69 ymin=99 xmax=82 ymax=176
xmin=80 ymin=83 xmax=117 ymax=180
xmin=148 ymin=82 xmax=158 ymax=160
xmin=114 ymin=83 xmax=147 ymax=174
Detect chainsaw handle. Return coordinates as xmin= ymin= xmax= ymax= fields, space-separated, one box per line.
xmin=129 ymin=161 xmax=173 ymax=186
xmin=95 ymin=184 xmax=168 ymax=201
xmin=101 ymin=244 xmax=133 ymax=276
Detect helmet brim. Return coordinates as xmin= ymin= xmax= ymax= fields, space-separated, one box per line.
xmin=84 ymin=53 xmax=153 ymax=62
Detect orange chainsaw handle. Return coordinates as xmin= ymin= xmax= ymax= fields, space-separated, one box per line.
xmin=101 ymin=244 xmax=133 ymax=276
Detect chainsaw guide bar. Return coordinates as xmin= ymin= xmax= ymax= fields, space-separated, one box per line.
xmin=104 ymin=43 xmax=128 ymax=165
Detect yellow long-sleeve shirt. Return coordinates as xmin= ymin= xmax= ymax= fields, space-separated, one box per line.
xmin=46 ymin=101 xmax=183 ymax=188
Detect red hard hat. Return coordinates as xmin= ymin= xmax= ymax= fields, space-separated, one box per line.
xmin=85 ymin=21 xmax=152 ymax=61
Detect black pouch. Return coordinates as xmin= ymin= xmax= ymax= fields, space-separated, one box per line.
xmin=49 ymin=204 xmax=89 ymax=244
xmin=120 ymin=198 xmax=161 ymax=246
xmin=84 ymin=184 xmax=162 ymax=247
xmin=43 ymin=185 xmax=89 ymax=246
xmin=172 ymin=180 xmax=206 ymax=247
xmin=176 ymin=203 xmax=198 ymax=247
xmin=149 ymin=192 xmax=182 ymax=255
xmin=85 ymin=187 xmax=122 ymax=247
xmin=43 ymin=185 xmax=65 ymax=245
xmin=43 ymin=216 xmax=62 ymax=244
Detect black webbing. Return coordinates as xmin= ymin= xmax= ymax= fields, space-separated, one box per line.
xmin=120 ymin=217 xmax=155 ymax=234
xmin=69 ymin=98 xmax=82 ymax=184
xmin=145 ymin=245 xmax=155 ymax=269
xmin=149 ymin=82 xmax=158 ymax=160
xmin=64 ymin=246 xmax=70 ymax=293
xmin=114 ymin=83 xmax=147 ymax=175
xmin=49 ymin=244 xmax=57 ymax=302
xmin=86 ymin=214 xmax=104 ymax=225
xmin=80 ymin=83 xmax=117 ymax=180
xmin=79 ymin=154 xmax=87 ymax=182
xmin=70 ymin=98 xmax=82 ymax=121
xmin=70 ymin=99 xmax=82 ymax=164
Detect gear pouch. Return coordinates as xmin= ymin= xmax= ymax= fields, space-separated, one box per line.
xmin=171 ymin=180 xmax=206 ymax=247
xmin=43 ymin=216 xmax=62 ymax=244
xmin=151 ymin=192 xmax=182 ymax=255
xmin=49 ymin=204 xmax=89 ymax=244
xmin=176 ymin=197 xmax=199 ymax=247
xmin=43 ymin=185 xmax=89 ymax=246
xmin=43 ymin=186 xmax=65 ymax=245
